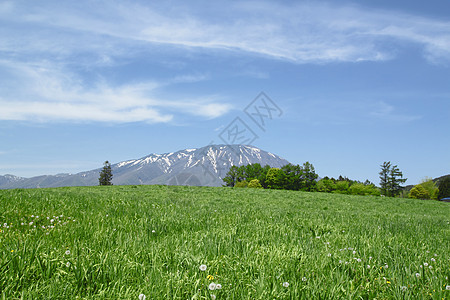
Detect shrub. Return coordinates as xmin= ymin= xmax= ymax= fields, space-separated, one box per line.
xmin=248 ymin=179 xmax=263 ymax=189
xmin=235 ymin=181 xmax=248 ymax=188
xmin=409 ymin=185 xmax=430 ymax=199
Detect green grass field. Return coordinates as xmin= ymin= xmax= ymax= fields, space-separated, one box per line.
xmin=1 ymin=185 xmax=449 ymax=299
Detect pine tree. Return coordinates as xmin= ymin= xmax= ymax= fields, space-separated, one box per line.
xmin=379 ymin=161 xmax=391 ymax=196
xmin=379 ymin=161 xmax=407 ymax=196
xmin=388 ymin=165 xmax=407 ymax=197
xmin=99 ymin=161 xmax=113 ymax=186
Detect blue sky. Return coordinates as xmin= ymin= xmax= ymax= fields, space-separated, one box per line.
xmin=1 ymin=0 xmax=449 ymax=185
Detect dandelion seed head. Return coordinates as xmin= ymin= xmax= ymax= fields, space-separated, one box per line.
xmin=401 ymin=286 xmax=407 ymax=291
xmin=199 ymin=264 xmax=207 ymax=271
xmin=66 ymin=262 xmax=70 ymax=267
xmin=65 ymin=250 xmax=70 ymax=255
xmin=211 ymin=295 xmax=216 ymax=300
xmin=138 ymin=294 xmax=146 ymax=300
xmin=209 ymin=283 xmax=217 ymax=290
xmin=431 ymin=258 xmax=435 ymax=262
xmin=424 ymin=263 xmax=428 ymax=267
xmin=327 ymin=253 xmax=331 ymax=257
xmin=446 ymin=285 xmax=450 ymax=290
xmin=283 ymin=282 xmax=289 ymax=287
xmin=302 ymin=277 xmax=307 ymax=282
xmin=415 ymin=273 xmax=421 ymax=278
xmin=216 ymin=283 xmax=222 ymax=290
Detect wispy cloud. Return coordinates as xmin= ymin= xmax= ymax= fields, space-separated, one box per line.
xmin=0 ymin=1 xmax=449 ymax=123
xmin=0 ymin=59 xmax=230 ymax=123
xmin=2 ymin=1 xmax=450 ymax=64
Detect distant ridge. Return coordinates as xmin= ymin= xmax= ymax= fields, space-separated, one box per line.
xmin=0 ymin=145 xmax=290 ymax=189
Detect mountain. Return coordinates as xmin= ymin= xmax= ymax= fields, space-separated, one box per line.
xmin=0 ymin=145 xmax=290 ymax=189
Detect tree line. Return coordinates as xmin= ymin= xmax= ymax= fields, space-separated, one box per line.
xmin=222 ymin=162 xmax=318 ymax=191
xmin=223 ymin=160 xmax=450 ymax=200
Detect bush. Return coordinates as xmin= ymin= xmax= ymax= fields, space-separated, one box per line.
xmin=419 ymin=178 xmax=439 ymax=200
xmin=409 ymin=185 xmax=430 ymax=199
xmin=235 ymin=181 xmax=248 ymax=188
xmin=248 ymin=179 xmax=263 ymax=188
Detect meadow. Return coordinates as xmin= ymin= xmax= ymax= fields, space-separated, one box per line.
xmin=0 ymin=185 xmax=449 ymax=299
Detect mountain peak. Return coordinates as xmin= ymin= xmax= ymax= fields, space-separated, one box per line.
xmin=0 ymin=144 xmax=289 ymax=189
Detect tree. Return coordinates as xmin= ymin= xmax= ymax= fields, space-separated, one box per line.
xmin=99 ymin=161 xmax=113 ymax=186
xmin=379 ymin=161 xmax=391 ymax=196
xmin=409 ymin=184 xmax=429 ymax=199
xmin=223 ymin=165 xmax=239 ymax=187
xmin=281 ymin=163 xmax=304 ymax=190
xmin=248 ymin=179 xmax=263 ymax=188
xmin=265 ymin=168 xmax=284 ymax=189
xmin=437 ymin=176 xmax=450 ymax=200
xmin=379 ymin=161 xmax=407 ymax=197
xmin=317 ymin=177 xmax=335 ymax=193
xmin=302 ymin=162 xmax=318 ymax=192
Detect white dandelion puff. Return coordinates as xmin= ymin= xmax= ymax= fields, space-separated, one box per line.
xmin=283 ymin=282 xmax=289 ymax=287
xmin=431 ymin=258 xmax=435 ymax=262
xmin=66 ymin=262 xmax=70 ymax=267
xmin=209 ymin=283 xmax=217 ymax=290
xmin=327 ymin=253 xmax=331 ymax=257
xmin=199 ymin=264 xmax=207 ymax=271
xmin=423 ymin=262 xmax=428 ymax=267
xmin=210 ymin=295 xmax=216 ymax=300
xmin=384 ymin=264 xmax=388 ymax=269
xmin=215 ymin=284 xmax=222 ymax=290
xmin=446 ymin=285 xmax=450 ymax=290
xmin=302 ymin=277 xmax=307 ymax=282
xmin=65 ymin=250 xmax=70 ymax=255
xmin=415 ymin=273 xmax=420 ymax=278
xmin=138 ymin=294 xmax=146 ymax=300
xmin=367 ymin=265 xmax=371 ymax=269
xmin=401 ymin=286 xmax=407 ymax=291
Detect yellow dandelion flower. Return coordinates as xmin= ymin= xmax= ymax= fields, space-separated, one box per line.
xmin=386 ymin=281 xmax=391 ymax=284
xmin=207 ymin=275 xmax=214 ymax=280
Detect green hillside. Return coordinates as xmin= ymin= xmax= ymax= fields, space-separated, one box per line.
xmin=1 ymin=186 xmax=449 ymax=299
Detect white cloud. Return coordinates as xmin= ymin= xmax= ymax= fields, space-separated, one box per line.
xmin=0 ymin=60 xmax=230 ymax=123
xmin=2 ymin=1 xmax=450 ymax=64
xmin=0 ymin=1 xmax=449 ymax=123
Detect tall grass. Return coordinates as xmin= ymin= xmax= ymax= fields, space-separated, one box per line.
xmin=0 ymin=185 xmax=449 ymax=299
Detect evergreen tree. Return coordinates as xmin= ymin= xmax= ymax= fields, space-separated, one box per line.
xmin=302 ymin=161 xmax=318 ymax=192
xmin=379 ymin=161 xmax=407 ymax=196
xmin=388 ymin=164 xmax=407 ymax=196
xmin=98 ymin=161 xmax=113 ymax=186
xmin=437 ymin=176 xmax=450 ymax=200
xmin=379 ymin=161 xmax=391 ymax=196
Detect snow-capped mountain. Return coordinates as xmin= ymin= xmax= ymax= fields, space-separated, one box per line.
xmin=0 ymin=145 xmax=290 ymax=189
